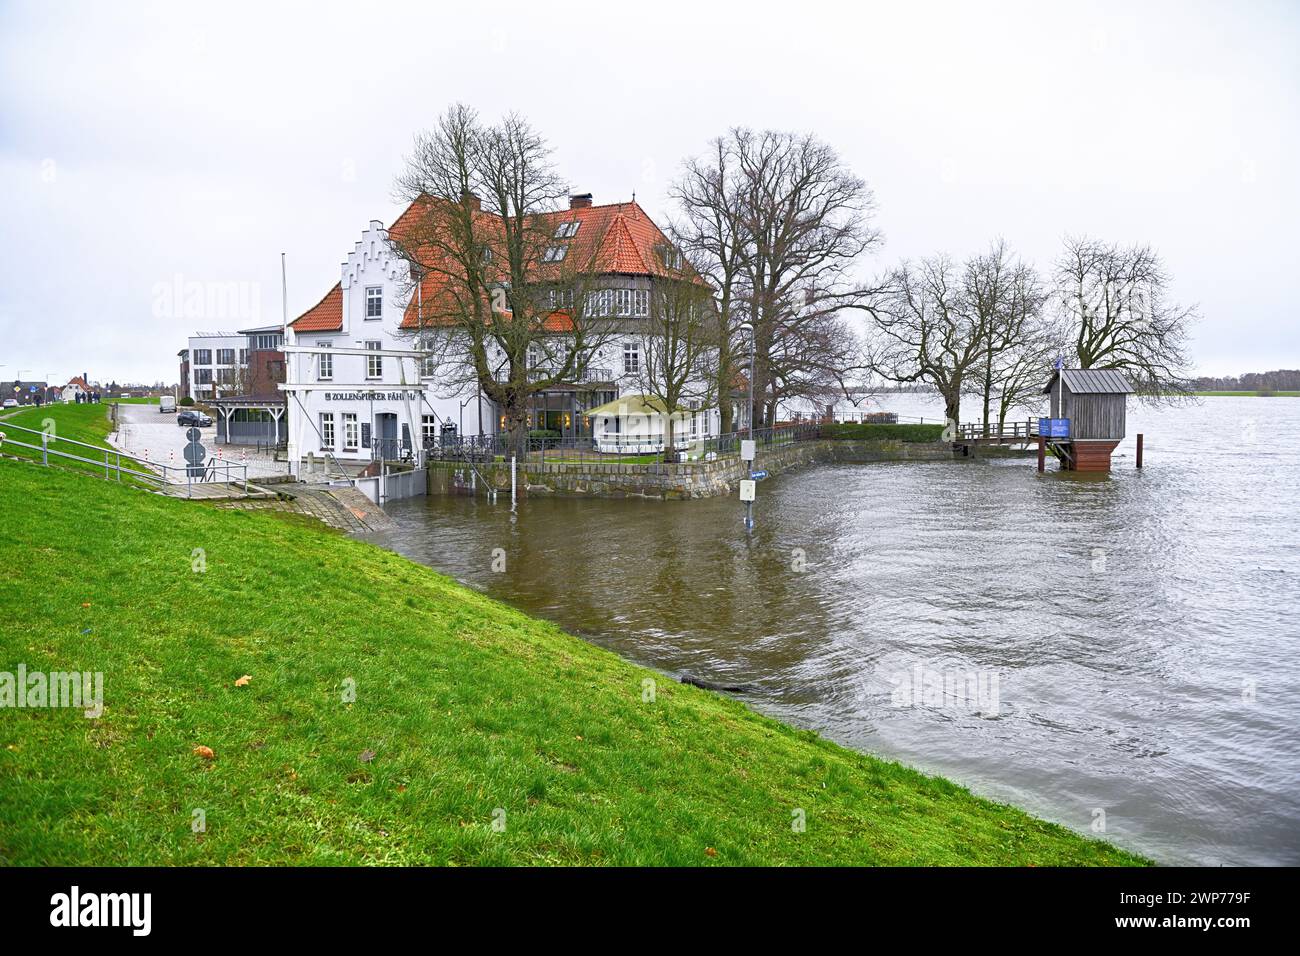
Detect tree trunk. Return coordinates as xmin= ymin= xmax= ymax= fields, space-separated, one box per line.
xmin=716 ymin=354 xmax=733 ymax=434
xmin=505 ymin=403 xmax=528 ymax=460
xmin=662 ymin=413 xmax=675 ymax=463
xmin=943 ymin=389 xmax=961 ymax=433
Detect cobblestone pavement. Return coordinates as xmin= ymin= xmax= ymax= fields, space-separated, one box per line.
xmin=215 ymin=484 xmax=394 ymax=532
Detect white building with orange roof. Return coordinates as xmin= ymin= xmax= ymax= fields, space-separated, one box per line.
xmin=282 ymin=193 xmax=725 ymax=475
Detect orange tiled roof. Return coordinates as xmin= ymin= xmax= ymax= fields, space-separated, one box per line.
xmin=66 ymin=376 xmax=90 ymax=389
xmin=394 ymin=196 xmax=693 ymax=331
xmin=289 ymin=282 xmax=343 ymax=332
xmin=292 ymin=196 xmax=692 ymax=336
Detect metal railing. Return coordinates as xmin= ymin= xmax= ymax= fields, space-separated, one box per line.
xmin=419 ymin=421 xmax=824 ymax=466
xmin=0 ymin=421 xmax=249 ymax=496
xmin=953 ymin=419 xmax=1045 ymax=441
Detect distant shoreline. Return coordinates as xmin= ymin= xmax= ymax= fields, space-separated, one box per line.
xmin=1194 ymin=390 xmax=1300 ymax=397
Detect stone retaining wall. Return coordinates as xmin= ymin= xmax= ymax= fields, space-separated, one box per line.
xmin=427 ymin=439 xmax=955 ymax=500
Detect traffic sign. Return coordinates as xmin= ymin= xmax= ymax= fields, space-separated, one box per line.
xmin=749 ymin=469 xmax=768 ymax=481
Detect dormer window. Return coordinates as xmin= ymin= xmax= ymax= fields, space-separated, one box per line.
xmin=658 ymin=244 xmax=682 ymax=270
xmin=542 ymin=245 xmax=568 ymax=263
xmin=365 ymin=286 xmax=383 ymax=319
xmin=553 ymin=221 xmax=580 ymax=239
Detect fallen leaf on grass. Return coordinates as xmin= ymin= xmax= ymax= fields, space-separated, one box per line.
xmin=705 ymin=847 xmax=718 ymax=858
xmin=234 ymin=675 xmax=252 ymax=687
xmin=81 ymin=602 xmax=91 ymax=608
xmin=192 ymin=745 xmax=215 ymax=760
xmin=358 ymin=749 xmax=376 ymax=763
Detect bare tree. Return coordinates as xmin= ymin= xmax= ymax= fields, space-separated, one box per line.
xmin=1055 ymin=235 xmax=1198 ymax=399
xmin=390 ymin=105 xmax=617 ymax=455
xmin=670 ymin=137 xmax=749 ymax=433
xmin=672 ymin=128 xmax=884 ymax=431
xmin=632 ymin=260 xmax=719 ymax=461
xmin=872 ymin=255 xmax=986 ymax=427
xmin=736 ymin=129 xmax=884 ymax=428
xmin=965 ymin=240 xmax=1055 ymax=434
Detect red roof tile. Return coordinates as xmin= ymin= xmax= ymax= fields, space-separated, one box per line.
xmin=292 ymin=196 xmax=694 ymax=336
xmin=290 ymin=282 xmax=343 ymax=332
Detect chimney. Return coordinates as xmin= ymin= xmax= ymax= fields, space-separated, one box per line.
xmin=460 ymin=192 xmax=481 ymax=212
xmin=569 ymin=193 xmax=593 ymax=209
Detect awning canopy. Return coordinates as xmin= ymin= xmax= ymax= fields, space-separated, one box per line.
xmin=587 ymin=394 xmax=687 ymax=418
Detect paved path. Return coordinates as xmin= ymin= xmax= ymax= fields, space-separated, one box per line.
xmin=110 ymin=402 xmax=290 ymax=481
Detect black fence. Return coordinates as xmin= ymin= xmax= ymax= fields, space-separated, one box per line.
xmin=419 ymin=422 xmax=824 ymax=466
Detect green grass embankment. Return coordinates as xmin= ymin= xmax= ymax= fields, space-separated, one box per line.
xmin=0 ymin=453 xmax=1148 ymax=866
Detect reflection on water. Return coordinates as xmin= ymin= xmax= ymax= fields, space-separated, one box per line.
xmin=364 ymin=396 xmax=1300 ymax=865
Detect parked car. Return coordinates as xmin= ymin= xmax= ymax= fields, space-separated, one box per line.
xmin=177 ymin=410 xmax=212 ymax=427
xmin=2 ymin=399 xmax=18 ymax=409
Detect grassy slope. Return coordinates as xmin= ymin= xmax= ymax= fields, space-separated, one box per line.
xmin=0 ymin=458 xmax=1147 ymax=866
xmin=1 ymin=402 xmax=114 ymax=446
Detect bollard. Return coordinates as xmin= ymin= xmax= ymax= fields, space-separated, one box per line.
xmin=1037 ymin=435 xmax=1045 ymax=473
xmin=1136 ymin=433 xmax=1144 ymax=469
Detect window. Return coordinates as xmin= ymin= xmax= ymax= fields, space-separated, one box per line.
xmin=317 ymin=342 xmax=333 ymax=381
xmin=320 ymin=413 xmax=335 ymax=450
xmin=421 ymin=415 xmax=438 ymax=444
xmin=342 ymin=413 xmax=359 ymax=450
xmin=194 ymin=368 xmax=213 ymax=385
xmin=612 ymin=288 xmax=648 ymax=317
xmin=366 ymin=287 xmax=383 ymax=319
xmin=480 ymin=246 xmax=493 ymax=263
xmin=238 ymin=348 xmax=249 ymax=365
xmin=547 ymin=288 xmax=575 ymax=310
xmin=542 ymin=245 xmax=568 ymax=263
xmin=216 ymin=368 xmax=234 ymax=384
xmin=623 ymin=342 xmax=639 ymax=375
xmin=193 ymin=349 xmax=212 ymax=365
xmin=253 ymin=333 xmax=282 ymax=351
xmin=658 ymin=244 xmax=683 ymax=270
xmin=366 ymin=340 xmax=383 ymax=379
xmin=217 ymin=348 xmax=235 ymax=365
xmin=553 ymin=221 xmax=580 ymax=239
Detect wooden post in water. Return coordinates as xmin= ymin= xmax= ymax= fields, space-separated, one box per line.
xmin=1037 ymin=435 xmax=1045 ymax=473
xmin=1136 ymin=433 xmax=1144 ymax=469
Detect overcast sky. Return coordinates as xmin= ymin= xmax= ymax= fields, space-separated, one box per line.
xmin=1 ymin=0 xmax=1295 ymax=385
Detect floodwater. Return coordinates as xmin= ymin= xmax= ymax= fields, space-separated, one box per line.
xmin=363 ymin=395 xmax=1300 ymax=865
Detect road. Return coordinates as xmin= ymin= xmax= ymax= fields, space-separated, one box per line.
xmin=110 ymin=402 xmax=288 ymax=480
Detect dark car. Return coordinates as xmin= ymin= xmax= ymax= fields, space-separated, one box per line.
xmin=177 ymin=410 xmax=213 ymax=427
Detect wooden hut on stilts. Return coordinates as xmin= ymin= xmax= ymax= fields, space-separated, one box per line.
xmin=1039 ymin=368 xmax=1135 ymax=472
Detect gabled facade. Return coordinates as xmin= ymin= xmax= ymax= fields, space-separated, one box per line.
xmin=283 ymin=195 xmax=723 ymax=471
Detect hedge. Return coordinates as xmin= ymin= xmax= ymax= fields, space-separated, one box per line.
xmin=819 ymin=422 xmax=946 ymax=442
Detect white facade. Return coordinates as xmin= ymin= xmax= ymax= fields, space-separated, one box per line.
xmin=283 ymin=209 xmax=736 ymax=472
xmin=61 ymin=379 xmax=90 ymax=403
xmin=185 ymin=332 xmax=247 ymax=401
xmin=283 ymin=221 xmax=494 ymax=474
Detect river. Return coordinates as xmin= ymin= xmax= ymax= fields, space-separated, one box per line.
xmin=363 ymin=395 xmax=1300 ymax=866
